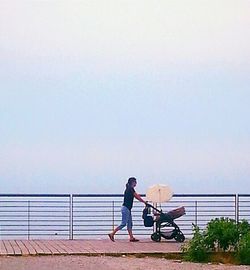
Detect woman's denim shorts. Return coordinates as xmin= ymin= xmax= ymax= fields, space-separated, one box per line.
xmin=117 ymin=206 xmax=133 ymax=230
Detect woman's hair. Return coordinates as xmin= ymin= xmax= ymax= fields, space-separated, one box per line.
xmin=126 ymin=177 xmax=137 ymax=188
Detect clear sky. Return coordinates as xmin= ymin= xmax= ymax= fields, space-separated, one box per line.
xmin=0 ymin=0 xmax=249 ymax=194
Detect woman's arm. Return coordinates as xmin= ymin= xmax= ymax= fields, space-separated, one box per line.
xmin=134 ymin=192 xmax=146 ymax=204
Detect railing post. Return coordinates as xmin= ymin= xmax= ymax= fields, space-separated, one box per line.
xmin=70 ymin=195 xmax=74 ymax=240
xmin=112 ymin=200 xmax=115 ymax=230
xmin=235 ymin=194 xmax=239 ymax=223
xmin=69 ymin=195 xmax=72 ymax=240
xmin=27 ymin=200 xmax=30 ymax=240
xmin=195 ymin=200 xmax=198 ymax=226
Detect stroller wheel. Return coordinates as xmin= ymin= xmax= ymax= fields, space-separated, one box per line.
xmin=151 ymin=232 xmax=161 ymax=242
xmin=174 ymin=231 xmax=185 ymax=243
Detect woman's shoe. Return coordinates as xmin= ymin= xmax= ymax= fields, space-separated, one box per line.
xmin=108 ymin=233 xmax=115 ymax=242
xmin=130 ymin=238 xmax=139 ymax=242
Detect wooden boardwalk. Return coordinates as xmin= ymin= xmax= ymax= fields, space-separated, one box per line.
xmin=0 ymin=239 xmax=182 ymax=256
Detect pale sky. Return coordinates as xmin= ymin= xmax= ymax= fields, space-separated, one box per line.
xmin=0 ymin=0 xmax=250 ymax=194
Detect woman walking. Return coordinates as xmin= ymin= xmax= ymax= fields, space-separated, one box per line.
xmin=108 ymin=177 xmax=146 ymax=242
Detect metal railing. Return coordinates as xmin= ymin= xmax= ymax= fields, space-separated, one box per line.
xmin=0 ymin=194 xmax=70 ymax=239
xmin=0 ymin=194 xmax=249 ymax=240
xmin=238 ymin=194 xmax=250 ymax=223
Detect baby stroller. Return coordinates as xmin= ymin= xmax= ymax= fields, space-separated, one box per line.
xmin=142 ymin=203 xmax=185 ymax=243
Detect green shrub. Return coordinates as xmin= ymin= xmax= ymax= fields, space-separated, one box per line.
xmin=205 ymin=218 xmax=239 ymax=251
xmin=182 ymin=224 xmax=208 ymax=262
xmin=237 ymin=232 xmax=250 ymax=265
xmin=182 ymin=219 xmax=250 ymax=264
xmin=238 ymin=219 xmax=250 ymax=238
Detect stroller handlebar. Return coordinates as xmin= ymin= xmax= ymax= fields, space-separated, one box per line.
xmin=145 ymin=203 xmax=162 ymax=213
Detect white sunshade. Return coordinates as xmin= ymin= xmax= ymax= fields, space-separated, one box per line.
xmin=146 ymin=184 xmax=173 ymax=203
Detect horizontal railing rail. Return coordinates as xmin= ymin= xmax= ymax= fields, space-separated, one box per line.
xmin=0 ymin=194 xmax=249 ymax=240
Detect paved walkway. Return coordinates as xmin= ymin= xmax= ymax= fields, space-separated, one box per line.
xmin=0 ymin=239 xmax=182 ymax=256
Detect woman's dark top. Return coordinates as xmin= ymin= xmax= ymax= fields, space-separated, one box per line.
xmin=123 ymin=186 xmax=135 ymax=210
